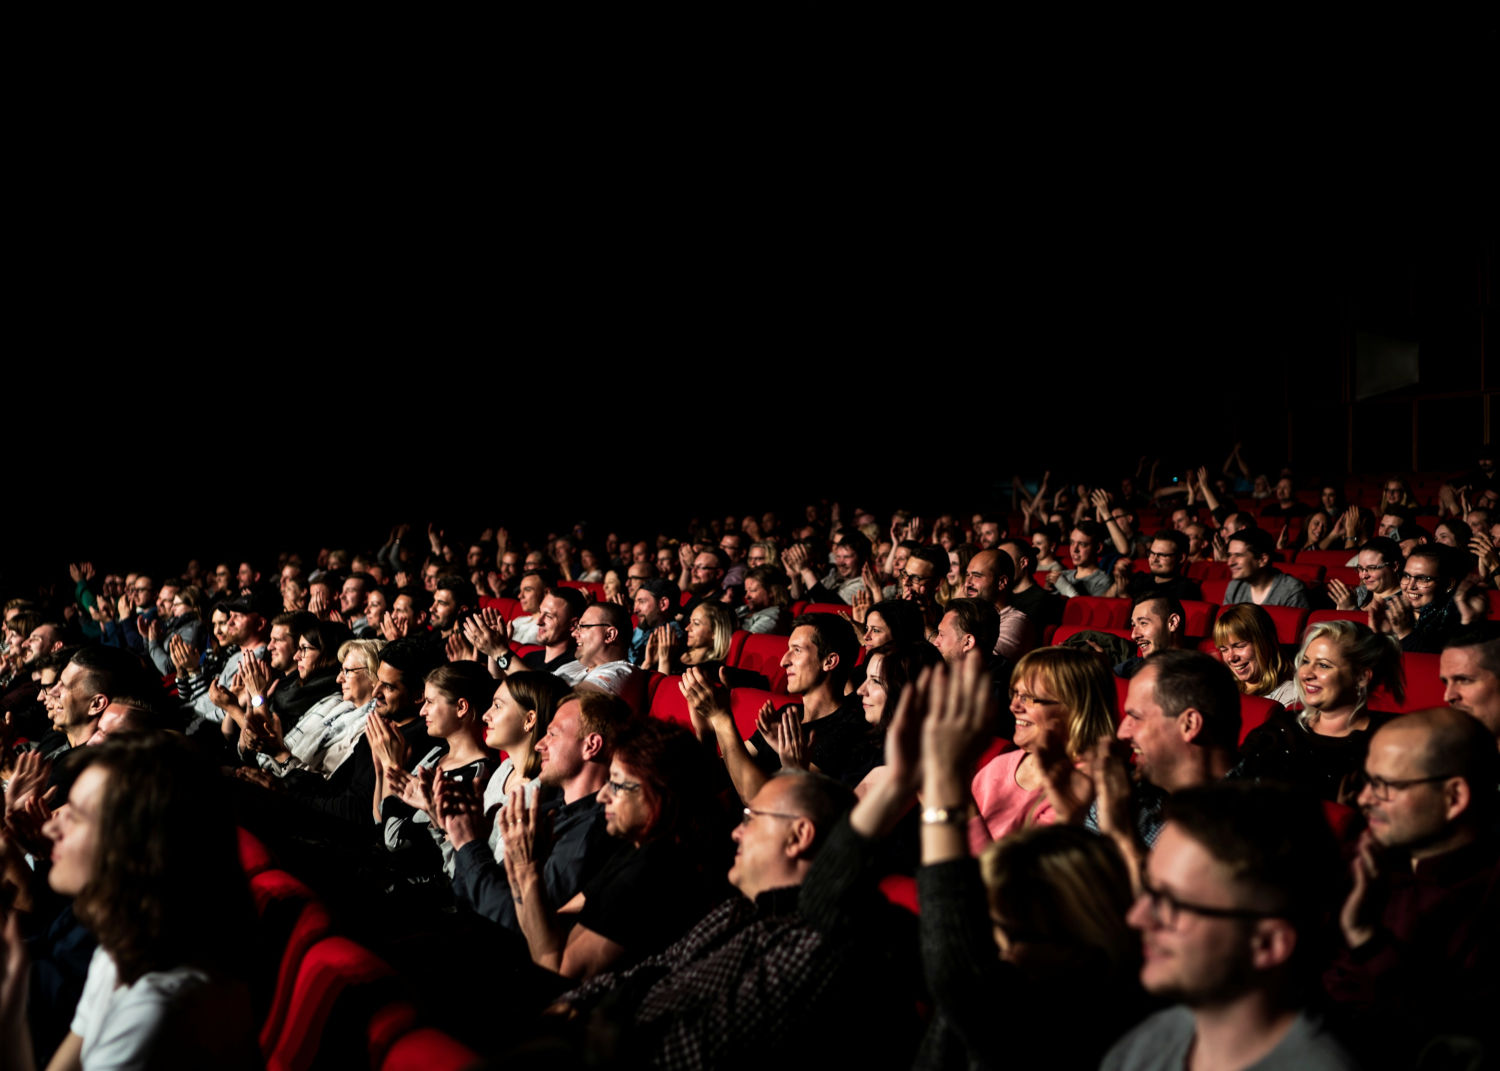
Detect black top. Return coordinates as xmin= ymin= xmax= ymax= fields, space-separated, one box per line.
xmin=1238 ymin=707 xmax=1398 ymax=803
xmin=1124 ymin=572 xmax=1203 ymax=603
xmin=522 ymin=646 xmax=576 ymax=674
xmin=576 ymin=838 xmax=727 ymax=968
xmin=1010 ymin=585 xmax=1065 ymax=628
xmin=747 ymin=692 xmax=881 ymax=788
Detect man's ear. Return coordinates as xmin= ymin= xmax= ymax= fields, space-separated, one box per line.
xmin=1250 ymin=918 xmax=1297 ymax=970
xmin=580 ymin=731 xmax=605 ymax=762
xmin=785 ymin=817 xmax=818 ymax=859
xmin=823 ymin=651 xmax=839 ymax=674
xmin=1178 ymin=708 xmax=1204 ymax=744
xmin=1167 ymin=613 xmax=1183 ymax=636
xmin=1442 ymin=776 xmax=1472 ymax=823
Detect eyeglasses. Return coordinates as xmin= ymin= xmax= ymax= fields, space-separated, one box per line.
xmin=1009 ymin=690 xmax=1062 ymax=707
xmin=575 ymin=622 xmax=610 ymax=631
xmin=1400 ymin=572 xmax=1436 ymax=586
xmin=1147 ymin=550 xmax=1179 ymax=559
xmin=1137 ymin=878 xmax=1283 ymax=929
xmin=1356 ymin=563 xmax=1392 ymax=574
xmin=603 ymin=778 xmax=642 ymax=795
xmin=741 ymin=806 xmax=806 ymax=825
xmin=1352 ymin=770 xmax=1456 ymax=801
xmin=900 ymin=572 xmax=934 ymax=588
xmin=297 ymin=644 xmax=318 ymax=655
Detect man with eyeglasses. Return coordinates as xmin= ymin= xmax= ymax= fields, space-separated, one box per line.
xmin=1105 ymin=529 xmax=1202 ymax=602
xmin=554 ymin=769 xmax=914 ymax=1067
xmin=1103 ymin=783 xmax=1355 ymax=1070
xmin=1325 ymin=707 xmax=1500 ymax=1063
xmin=553 ymin=603 xmax=645 ymax=710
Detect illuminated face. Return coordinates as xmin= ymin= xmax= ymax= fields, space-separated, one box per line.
xmin=856 ymin=653 xmax=887 ymax=725
xmin=780 ymin=626 xmax=828 ymax=695
xmin=518 ymin=575 xmax=546 ymax=615
xmin=685 ymin=607 xmax=712 ymax=649
xmin=338 ymin=655 xmax=374 ymax=705
xmin=832 ymin=544 xmax=859 ymax=579
xmin=573 ymin=607 xmax=615 ymax=666
xmin=1117 ymin=666 xmax=1183 ymax=790
xmin=43 ymin=764 xmax=109 ymax=898
xmin=1399 ymin=555 xmax=1446 ymax=608
xmin=1355 ymin=549 xmax=1397 ymax=595
xmin=1128 ymin=822 xmax=1260 ymax=1004
xmin=420 ymin=682 xmax=464 ymax=738
xmin=730 ymin=777 xmax=806 ymax=899
xmin=933 ymin=611 xmax=972 ymax=666
xmin=536 ymin=595 xmax=574 ymax=646
xmin=294 ymin=637 xmax=321 ymax=681
xmin=743 ymin=577 xmax=769 ymax=611
xmin=374 ymin=663 xmax=414 ymax=719
xmin=339 ymin=579 xmax=366 ymax=615
xmin=656 ymin=549 xmax=677 ymax=577
xmin=267 ymin=625 xmax=296 ymax=672
xmin=862 ymin=611 xmax=891 ymax=652
xmin=634 ymin=587 xmax=665 ymax=629
xmin=483 ymin=680 xmax=533 ymax=751
xmin=747 ymin=545 xmax=768 ymax=568
xmin=1440 ymin=645 xmax=1500 ymax=738
xmin=1068 ymin=530 xmax=1097 ymax=570
xmin=1304 ymin=513 xmax=1329 ymax=544
xmin=1217 ymin=635 xmax=1260 ymax=685
xmin=690 ymin=554 xmax=722 ymax=593
xmin=429 ymin=588 xmax=460 ymax=629
xmin=212 ymin=610 xmax=231 ymax=648
xmin=1130 ymin=602 xmax=1174 ymax=658
xmin=1010 ymin=672 xmax=1067 ymax=754
xmin=598 ymin=759 xmax=658 ymax=842
xmin=900 ymin=558 xmax=938 ymax=608
xmin=365 ymin=590 xmax=388 ymax=624
xmin=976 ymin=522 xmax=1002 ymax=549
xmin=1225 ymin=539 xmax=1262 ymax=582
xmin=536 ymin=701 xmax=586 ymax=787
xmin=1297 ymin=636 xmax=1364 ymax=714
xmin=1358 ymin=727 xmax=1454 ymax=854
xmin=1147 ymin=540 xmax=1181 ymax=579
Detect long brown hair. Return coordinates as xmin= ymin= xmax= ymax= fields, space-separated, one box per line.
xmin=69 ymin=734 xmax=252 ymax=984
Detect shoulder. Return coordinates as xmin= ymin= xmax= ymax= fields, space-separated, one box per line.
xmin=1101 ymin=1006 xmax=1195 ymax=1071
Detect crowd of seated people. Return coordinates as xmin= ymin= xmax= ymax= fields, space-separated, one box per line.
xmin=3 ymin=447 xmax=1500 ymax=1068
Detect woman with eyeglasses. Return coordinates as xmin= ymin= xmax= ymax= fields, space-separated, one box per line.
xmin=1373 ymin=544 xmax=1463 ymax=653
xmin=489 ymin=715 xmax=729 ymax=980
xmin=1327 ymin=537 xmax=1403 ymax=612
xmin=969 ymin=647 xmax=1117 ymax=849
xmin=1239 ymin=620 xmax=1404 ymax=803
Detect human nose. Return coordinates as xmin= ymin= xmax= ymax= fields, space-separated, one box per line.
xmin=1126 ymin=891 xmax=1154 ymax=930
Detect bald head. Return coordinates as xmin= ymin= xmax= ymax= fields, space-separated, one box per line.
xmin=962 ymin=549 xmax=1015 ymax=604
xmin=626 ymin=562 xmax=654 ymax=597
xmin=1376 ymin=708 xmax=1500 ymax=794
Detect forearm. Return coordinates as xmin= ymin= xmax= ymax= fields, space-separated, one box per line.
xmin=712 ymin=718 xmax=770 ymax=802
xmin=512 ymin=866 xmax=563 ymax=972
xmin=920 ymin=769 xmax=970 ymax=865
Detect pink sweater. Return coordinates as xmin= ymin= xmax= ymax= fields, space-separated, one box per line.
xmin=968 ymin=749 xmax=1055 ymax=855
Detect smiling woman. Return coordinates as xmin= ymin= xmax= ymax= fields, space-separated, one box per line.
xmin=969 ymin=647 xmax=1117 ymax=849
xmin=1 ymin=735 xmax=258 ymax=1071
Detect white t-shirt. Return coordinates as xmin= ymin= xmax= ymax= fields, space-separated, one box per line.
xmin=71 ymin=947 xmax=254 ymax=1069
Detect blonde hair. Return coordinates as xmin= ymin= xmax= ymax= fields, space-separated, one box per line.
xmin=1009 ymin=647 xmax=1117 ymax=759
xmin=1294 ymin=620 xmax=1404 ymax=727
xmin=1212 ymin=604 xmax=1291 ymax=698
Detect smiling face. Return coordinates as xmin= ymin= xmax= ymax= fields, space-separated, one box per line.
xmin=933 ymin=611 xmax=972 ymax=666
xmin=43 ymin=764 xmax=109 ymax=898
xmin=1401 ymin=553 xmax=1447 ymax=608
xmin=780 ymin=625 xmax=829 ymax=695
xmin=535 ymin=700 xmax=585 ymax=787
xmin=1128 ymin=822 xmax=1258 ymax=1004
xmin=267 ymin=624 xmax=296 ymax=672
xmin=536 ymin=595 xmax=575 ymax=647
xmin=374 ymin=662 xmax=413 ymax=720
xmin=1068 ymin=530 xmax=1097 ymax=570
xmin=573 ymin=607 xmax=615 ymax=667
xmin=1117 ymin=666 xmax=1185 ymax=789
xmin=862 ymin=611 xmax=891 ymax=652
xmin=857 ymin=653 xmax=887 ymax=726
xmin=1297 ymin=636 xmax=1365 ymax=715
xmin=518 ymin=575 xmax=546 ymax=615
xmin=1010 ymin=671 xmax=1068 ymax=754
xmin=1355 ymin=548 xmax=1397 ymax=596
xmin=211 ymin=609 xmax=231 ymax=648
xmin=730 ymin=777 xmax=807 ymax=899
xmin=743 ymin=577 xmax=769 ymax=611
xmin=598 ymin=758 xmax=658 ymax=843
xmin=338 ymin=654 xmax=375 ymax=705
xmin=633 ymin=587 xmax=665 ymax=629
xmin=1217 ymin=635 xmax=1261 ymax=685
xmin=1130 ymin=601 xmax=1175 ymax=658
xmin=832 ymin=544 xmax=859 ymax=579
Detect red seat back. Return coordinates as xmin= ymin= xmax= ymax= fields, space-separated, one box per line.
xmin=728 ymin=687 xmax=796 ymax=739
xmin=238 ymin=826 xmax=275 ymax=876
xmin=250 ymin=870 xmax=333 ymax=1057
xmin=1369 ymin=652 xmax=1445 ymax=713
xmin=731 ymin=634 xmax=791 ymax=693
xmin=381 ymin=1027 xmax=485 ymax=1071
xmin=1279 ymin=562 xmax=1325 ymax=587
xmin=1261 ymin=605 xmax=1310 ymax=646
xmin=1178 ymin=600 xmax=1218 ymax=639
xmin=267 ymin=937 xmax=403 ymax=1071
xmin=1199 ymin=578 xmax=1230 ymax=604
xmin=1060 ymin=596 xmax=1131 ymax=630
xmin=647 ymin=674 xmax=694 ymax=729
xmin=1187 ymin=561 xmax=1231 ymax=581
xmin=801 ymin=602 xmax=854 ymax=618
xmin=1238 ymin=695 xmax=1285 ymax=745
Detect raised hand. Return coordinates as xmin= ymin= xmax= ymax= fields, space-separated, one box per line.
xmin=919 ymin=657 xmax=997 ymax=795
xmin=1454 ymin=576 xmax=1489 ymax=626
xmin=1470 ymin=533 xmax=1499 ymax=578
xmin=773 ymin=709 xmax=813 ymax=771
xmin=446 ymin=632 xmax=477 ymax=664
xmin=3 ymin=751 xmax=51 ymax=820
xmin=851 ymin=584 xmax=873 ymax=625
xmin=677 ymin=543 xmax=695 ymax=573
xmin=390 ymin=762 xmax=437 ymax=815
xmin=1342 ymin=505 xmax=1361 ymax=540
xmin=239 ymin=656 xmax=271 ymax=702
xmin=1326 ymin=577 xmax=1356 ymax=611
xmin=1090 ymin=488 xmax=1112 ymax=520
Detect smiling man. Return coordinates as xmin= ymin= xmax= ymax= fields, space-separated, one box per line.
xmin=1325 ymin=708 xmax=1500 ymax=1063
xmin=1221 ymin=527 xmax=1309 ymax=609
xmin=1103 ymin=783 xmax=1354 ymax=1070
xmin=1440 ymin=627 xmax=1500 ymax=746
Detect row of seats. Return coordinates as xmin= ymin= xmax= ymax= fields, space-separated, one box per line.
xmin=238 ymin=833 xmax=483 ymax=1071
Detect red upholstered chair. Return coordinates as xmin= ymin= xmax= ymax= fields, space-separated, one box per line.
xmin=1260 ymin=605 xmax=1310 ymax=646
xmin=1238 ymin=695 xmax=1285 ymax=745
xmin=727 ymin=629 xmax=750 ymax=666
xmin=249 ymin=870 xmax=333 ymax=1058
xmin=381 ymin=1027 xmax=485 ymax=1071
xmin=729 ymin=687 xmax=796 ymax=739
xmin=878 ymin=874 xmax=920 ymax=915
xmin=1294 ymin=550 xmax=1356 ymax=569
xmin=731 ymin=634 xmax=791 ymax=693
xmin=483 ymin=597 xmax=520 ymax=622
xmin=1178 ymin=600 xmax=1218 ymax=639
xmin=648 ymin=674 xmax=694 ymax=729
xmin=1279 ymin=562 xmax=1325 ymax=587
xmin=1198 ymin=579 xmax=1230 ymax=604
xmin=1053 ymin=624 xmax=1133 ymax=646
xmin=1187 ymin=561 xmax=1230 ymax=582
xmin=1307 ymin=610 xmax=1368 ymax=629
xmin=238 ymin=826 xmax=275 ymax=876
xmin=1060 ymin=597 xmax=1131 ymax=630
xmin=1369 ymin=652 xmax=1445 ymax=714
xmin=266 ymin=937 xmax=405 ymax=1071
xmin=801 ymin=602 xmax=854 ymax=618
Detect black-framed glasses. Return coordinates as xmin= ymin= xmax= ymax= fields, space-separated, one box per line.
xmin=1137 ymin=878 xmax=1283 ymax=929
xmin=901 ymin=572 xmax=934 ymax=588
xmin=1351 ymin=770 xmax=1457 ymax=801
xmin=741 ymin=806 xmax=805 ymax=825
xmin=603 ymin=778 xmax=642 ymax=795
xmin=1356 ymin=563 xmax=1392 ymax=574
